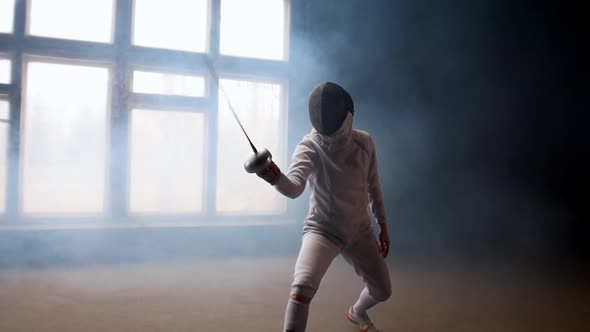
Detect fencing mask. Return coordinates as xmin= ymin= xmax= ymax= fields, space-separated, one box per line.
xmin=308 ymin=82 xmax=354 ymax=136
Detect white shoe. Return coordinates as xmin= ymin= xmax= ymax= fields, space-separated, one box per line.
xmin=346 ymin=307 xmax=380 ymax=332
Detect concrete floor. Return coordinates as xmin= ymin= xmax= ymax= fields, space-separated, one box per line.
xmin=0 ymin=257 xmax=588 ymax=332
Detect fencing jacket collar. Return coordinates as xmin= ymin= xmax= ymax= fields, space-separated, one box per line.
xmin=312 ymin=112 xmax=353 ymax=152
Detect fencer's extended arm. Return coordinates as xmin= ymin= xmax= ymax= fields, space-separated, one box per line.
xmin=367 ymin=136 xmax=388 ymax=225
xmin=273 ymin=141 xmax=315 ymax=199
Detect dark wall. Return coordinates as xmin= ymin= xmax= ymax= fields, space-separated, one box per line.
xmin=290 ymin=0 xmax=586 ymax=265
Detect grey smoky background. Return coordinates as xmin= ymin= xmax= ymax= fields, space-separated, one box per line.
xmin=0 ymin=0 xmax=586 ymax=273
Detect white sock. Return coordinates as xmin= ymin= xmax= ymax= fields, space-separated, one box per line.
xmin=352 ymin=287 xmax=379 ymax=316
xmin=284 ymin=299 xmax=309 ymax=332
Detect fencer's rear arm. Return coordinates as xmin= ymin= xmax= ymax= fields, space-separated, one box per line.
xmin=273 ymin=141 xmax=315 ymax=199
xmin=367 ymin=136 xmax=388 ymax=225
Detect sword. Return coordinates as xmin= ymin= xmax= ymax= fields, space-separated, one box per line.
xmin=203 ymin=57 xmax=273 ymax=174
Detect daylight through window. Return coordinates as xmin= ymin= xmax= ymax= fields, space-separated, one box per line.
xmin=0 ymin=0 xmax=290 ymax=224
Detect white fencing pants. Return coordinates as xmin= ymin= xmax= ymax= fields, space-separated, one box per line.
xmin=290 ymin=228 xmax=391 ymax=306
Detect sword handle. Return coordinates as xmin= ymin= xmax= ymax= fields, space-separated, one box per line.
xmin=244 ymin=148 xmax=272 ymax=174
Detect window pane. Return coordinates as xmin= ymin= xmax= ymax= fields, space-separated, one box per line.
xmin=133 ymin=0 xmax=208 ymax=52
xmin=0 ymin=0 xmax=15 ymax=33
xmin=129 ymin=109 xmax=205 ymax=214
xmin=28 ymin=0 xmax=114 ymax=43
xmin=21 ymin=61 xmax=110 ymax=215
xmin=133 ymin=71 xmax=205 ymax=97
xmin=0 ymin=99 xmax=8 ymax=119
xmin=0 ymin=99 xmax=8 ymax=213
xmin=0 ymin=58 xmax=10 ymax=84
xmin=220 ymin=0 xmax=287 ymax=60
xmin=216 ymin=79 xmax=286 ymax=214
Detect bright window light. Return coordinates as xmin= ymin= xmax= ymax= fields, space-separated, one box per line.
xmin=133 ymin=71 xmax=206 ymax=97
xmin=216 ymin=79 xmax=286 ymax=214
xmin=28 ymin=0 xmax=115 ymax=43
xmin=21 ymin=61 xmax=110 ymax=215
xmin=220 ymin=0 xmax=287 ymax=60
xmin=0 ymin=98 xmax=8 ymax=213
xmin=133 ymin=0 xmax=208 ymax=52
xmin=0 ymin=0 xmax=15 ymax=33
xmin=0 ymin=99 xmax=8 ymax=119
xmin=129 ymin=109 xmax=206 ymax=214
xmin=0 ymin=58 xmax=10 ymax=84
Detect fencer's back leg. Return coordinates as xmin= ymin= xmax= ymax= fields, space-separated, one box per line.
xmin=342 ymin=230 xmax=392 ymax=302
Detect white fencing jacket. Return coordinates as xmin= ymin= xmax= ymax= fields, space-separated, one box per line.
xmin=274 ymin=113 xmax=387 ymax=247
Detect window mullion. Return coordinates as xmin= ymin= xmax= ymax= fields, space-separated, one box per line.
xmin=109 ymin=0 xmax=133 ymax=220
xmin=4 ymin=0 xmax=26 ymax=222
xmin=205 ymin=0 xmax=221 ymax=217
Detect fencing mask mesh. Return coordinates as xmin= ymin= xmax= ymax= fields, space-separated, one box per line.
xmin=308 ymin=82 xmax=354 ymax=136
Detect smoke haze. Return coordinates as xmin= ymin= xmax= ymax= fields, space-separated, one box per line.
xmin=0 ymin=0 xmax=585 ymax=273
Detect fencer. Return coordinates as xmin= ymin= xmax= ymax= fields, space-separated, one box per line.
xmin=254 ymin=82 xmax=391 ymax=332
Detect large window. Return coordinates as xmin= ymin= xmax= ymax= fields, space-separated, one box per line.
xmin=28 ymin=0 xmax=115 ymax=43
xmin=133 ymin=0 xmax=209 ymax=52
xmin=220 ymin=0 xmax=288 ymax=60
xmin=20 ymin=60 xmax=110 ymax=215
xmin=128 ymin=108 xmax=206 ymax=214
xmin=0 ymin=97 xmax=8 ymax=213
xmin=0 ymin=0 xmax=15 ymax=34
xmin=132 ymin=70 xmax=206 ymax=97
xmin=216 ymin=79 xmax=286 ymax=214
xmin=0 ymin=56 xmax=10 ymax=84
xmin=0 ymin=0 xmax=291 ymax=226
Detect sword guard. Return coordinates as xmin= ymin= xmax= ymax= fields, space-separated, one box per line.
xmin=244 ymin=148 xmax=272 ymax=174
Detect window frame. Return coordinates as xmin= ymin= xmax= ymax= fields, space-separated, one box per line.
xmin=0 ymin=0 xmax=293 ymax=229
